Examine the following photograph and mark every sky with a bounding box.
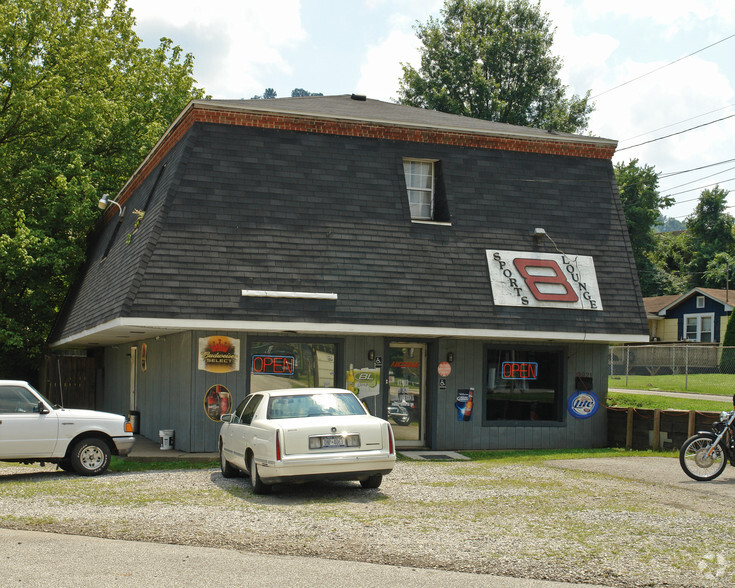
[126,0,735,221]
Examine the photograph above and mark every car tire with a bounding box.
[360,473,382,489]
[69,437,111,476]
[249,454,271,495]
[57,460,74,473]
[219,443,238,478]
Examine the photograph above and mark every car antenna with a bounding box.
[57,360,65,407]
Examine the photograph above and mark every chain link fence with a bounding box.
[609,344,735,388]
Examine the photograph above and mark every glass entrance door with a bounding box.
[387,343,425,446]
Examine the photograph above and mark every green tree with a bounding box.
[685,186,734,289]
[720,310,735,373]
[649,231,689,294]
[397,0,593,133]
[251,88,277,99]
[291,88,323,97]
[614,160,674,296]
[0,0,204,380]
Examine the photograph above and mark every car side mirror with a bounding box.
[38,402,50,415]
[220,413,234,423]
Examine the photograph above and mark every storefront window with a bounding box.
[485,348,563,422]
[249,341,336,393]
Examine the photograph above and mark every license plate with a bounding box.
[321,435,345,448]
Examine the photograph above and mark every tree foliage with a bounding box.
[685,186,734,289]
[613,160,675,296]
[251,88,323,99]
[397,0,593,133]
[0,0,204,379]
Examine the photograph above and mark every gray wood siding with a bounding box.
[189,331,249,453]
[136,332,193,451]
[432,341,609,450]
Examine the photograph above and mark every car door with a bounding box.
[0,384,59,458]
[228,394,264,469]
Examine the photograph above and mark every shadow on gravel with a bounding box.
[209,471,390,504]
[0,468,70,482]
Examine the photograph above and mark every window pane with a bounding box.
[403,160,435,220]
[485,349,562,422]
[685,318,698,340]
[701,316,713,341]
[250,342,336,393]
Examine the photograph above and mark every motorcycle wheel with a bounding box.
[679,434,727,481]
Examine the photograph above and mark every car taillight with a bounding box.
[276,430,282,461]
[388,425,394,455]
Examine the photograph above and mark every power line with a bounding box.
[660,157,735,179]
[616,113,735,152]
[659,165,735,192]
[621,103,735,143]
[591,32,735,99]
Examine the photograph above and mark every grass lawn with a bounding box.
[607,391,732,412]
[608,373,735,396]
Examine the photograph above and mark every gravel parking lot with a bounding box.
[2,456,735,587]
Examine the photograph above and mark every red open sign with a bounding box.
[501,362,538,380]
[251,355,295,375]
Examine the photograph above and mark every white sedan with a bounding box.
[218,388,396,494]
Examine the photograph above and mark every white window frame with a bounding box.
[696,295,705,309]
[403,159,436,221]
[683,312,715,342]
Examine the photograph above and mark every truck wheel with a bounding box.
[70,438,111,476]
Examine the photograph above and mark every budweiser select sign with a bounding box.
[486,250,603,311]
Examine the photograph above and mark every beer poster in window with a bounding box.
[198,336,240,373]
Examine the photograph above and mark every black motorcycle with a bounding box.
[680,396,735,481]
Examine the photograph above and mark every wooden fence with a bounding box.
[607,407,721,451]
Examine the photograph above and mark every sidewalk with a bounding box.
[126,434,216,462]
[609,387,733,404]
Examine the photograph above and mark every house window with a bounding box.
[403,159,435,220]
[696,296,705,309]
[485,347,564,422]
[683,313,715,342]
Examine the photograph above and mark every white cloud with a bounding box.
[580,0,735,38]
[356,30,421,101]
[127,0,307,98]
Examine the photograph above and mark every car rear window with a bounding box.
[267,393,367,419]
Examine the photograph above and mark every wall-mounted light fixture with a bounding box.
[446,352,454,363]
[532,227,546,241]
[368,350,375,361]
[98,193,125,221]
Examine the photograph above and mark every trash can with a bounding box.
[159,429,174,450]
[128,410,140,434]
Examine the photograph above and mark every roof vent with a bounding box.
[350,94,367,101]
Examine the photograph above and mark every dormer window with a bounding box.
[403,159,435,220]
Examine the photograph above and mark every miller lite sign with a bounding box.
[486,250,603,311]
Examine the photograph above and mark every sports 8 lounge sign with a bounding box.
[486,250,603,310]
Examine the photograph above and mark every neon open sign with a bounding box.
[251,355,295,375]
[501,362,538,380]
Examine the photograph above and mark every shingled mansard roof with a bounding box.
[49,94,648,348]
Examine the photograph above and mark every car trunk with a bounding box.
[280,415,384,456]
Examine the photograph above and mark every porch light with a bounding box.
[98,194,125,220]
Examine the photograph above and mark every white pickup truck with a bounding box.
[0,380,135,475]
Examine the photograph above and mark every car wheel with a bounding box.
[360,474,382,489]
[249,454,271,495]
[219,443,238,478]
[70,438,111,476]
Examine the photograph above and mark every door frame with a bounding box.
[385,341,428,448]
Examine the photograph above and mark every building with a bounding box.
[48,95,648,452]
[644,288,734,343]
